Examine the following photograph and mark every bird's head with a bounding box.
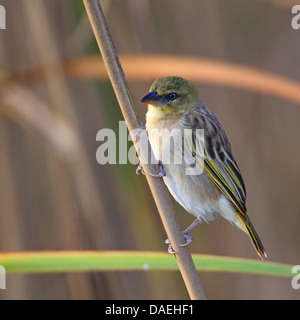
[140,76,201,118]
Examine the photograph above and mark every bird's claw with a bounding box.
[165,238,176,254]
[136,161,166,178]
[150,161,166,177]
[136,162,145,175]
[181,234,193,246]
[165,234,194,254]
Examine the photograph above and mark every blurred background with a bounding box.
[0,0,299,299]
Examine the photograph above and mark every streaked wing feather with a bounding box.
[184,106,247,216]
[203,157,247,214]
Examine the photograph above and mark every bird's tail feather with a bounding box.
[244,217,267,260]
[235,211,266,260]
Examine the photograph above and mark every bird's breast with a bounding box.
[146,114,221,221]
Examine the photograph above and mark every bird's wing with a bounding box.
[183,106,247,216]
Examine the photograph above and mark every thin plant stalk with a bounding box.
[83,0,207,300]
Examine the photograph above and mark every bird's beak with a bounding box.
[140,90,161,106]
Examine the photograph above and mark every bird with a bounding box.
[139,76,266,259]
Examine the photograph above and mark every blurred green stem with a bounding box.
[0,251,293,277]
[83,0,207,300]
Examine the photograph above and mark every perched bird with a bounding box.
[140,76,266,259]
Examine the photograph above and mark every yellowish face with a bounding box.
[141,76,200,118]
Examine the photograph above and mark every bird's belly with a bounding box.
[162,162,221,222]
[148,123,221,222]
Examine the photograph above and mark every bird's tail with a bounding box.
[237,213,267,260]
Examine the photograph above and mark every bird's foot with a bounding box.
[136,161,166,178]
[151,161,166,177]
[165,234,193,254]
[136,162,145,175]
[165,238,176,254]
[181,234,193,246]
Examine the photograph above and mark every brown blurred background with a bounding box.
[0,0,299,299]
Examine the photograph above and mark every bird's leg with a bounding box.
[183,218,200,236]
[165,218,200,254]
[136,161,166,178]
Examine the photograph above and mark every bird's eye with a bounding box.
[168,92,177,100]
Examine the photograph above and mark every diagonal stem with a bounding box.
[83,0,207,300]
